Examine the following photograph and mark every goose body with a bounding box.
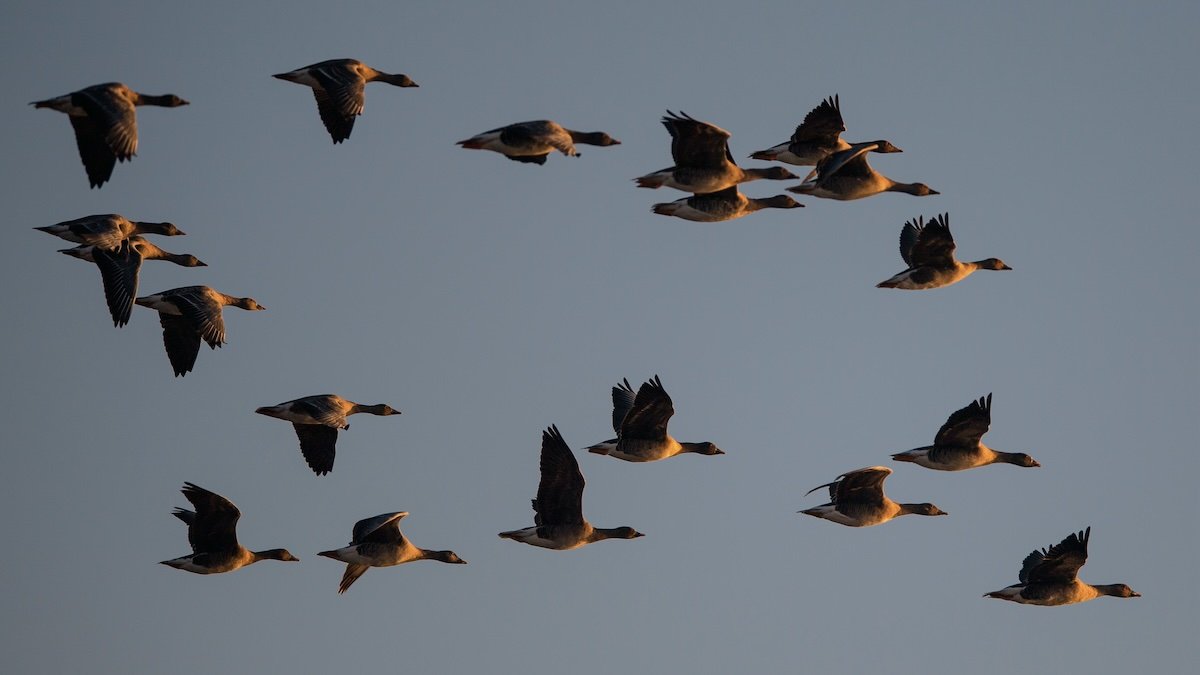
[749,94,902,166]
[457,120,620,164]
[799,466,947,527]
[788,142,937,201]
[636,111,795,192]
[32,83,188,188]
[892,393,1038,471]
[877,214,1011,290]
[985,527,1140,606]
[255,394,401,476]
[500,425,644,550]
[318,512,465,594]
[274,59,417,143]
[135,286,265,377]
[60,236,206,327]
[652,186,801,222]
[586,376,723,462]
[35,214,184,249]
[160,482,298,574]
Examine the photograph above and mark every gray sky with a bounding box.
[1,1,1196,673]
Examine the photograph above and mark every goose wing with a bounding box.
[533,425,585,526]
[663,111,734,168]
[619,375,674,442]
[92,238,142,326]
[907,213,956,268]
[791,95,845,144]
[180,482,241,553]
[1020,527,1091,584]
[934,393,991,447]
[610,378,636,434]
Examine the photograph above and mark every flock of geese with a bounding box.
[30,59,1138,604]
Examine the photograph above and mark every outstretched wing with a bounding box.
[92,238,142,327]
[934,393,991,447]
[908,213,956,268]
[308,62,366,143]
[662,111,734,168]
[533,425,585,526]
[1020,527,1090,584]
[293,423,340,475]
[791,95,845,143]
[610,378,636,434]
[180,482,241,553]
[351,512,408,545]
[619,375,674,442]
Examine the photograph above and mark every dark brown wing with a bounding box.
[791,95,845,143]
[293,423,339,475]
[908,213,956,268]
[74,85,137,160]
[619,375,674,442]
[92,238,142,327]
[158,313,202,377]
[351,512,408,545]
[532,425,585,526]
[662,111,734,168]
[309,63,366,143]
[68,116,117,188]
[165,287,226,348]
[1021,527,1091,584]
[832,467,891,507]
[180,482,241,553]
[934,393,991,446]
[337,564,370,594]
[610,378,636,434]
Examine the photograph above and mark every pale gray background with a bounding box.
[1,1,1196,673]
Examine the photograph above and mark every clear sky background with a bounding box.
[1,1,1196,673]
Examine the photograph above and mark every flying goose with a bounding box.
[985,527,1140,605]
[255,394,401,476]
[586,376,724,462]
[457,120,620,164]
[35,214,184,249]
[892,393,1038,471]
[160,482,298,574]
[749,94,902,166]
[318,512,466,594]
[273,59,418,143]
[32,83,188,188]
[877,214,1011,290]
[799,466,947,527]
[499,425,644,550]
[636,111,795,192]
[135,286,265,377]
[60,237,206,327]
[788,142,938,200]
[651,185,802,222]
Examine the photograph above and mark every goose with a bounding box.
[636,111,795,192]
[985,527,1140,605]
[788,142,937,200]
[135,286,265,377]
[749,94,902,166]
[319,512,466,594]
[160,482,298,574]
[651,185,801,222]
[59,237,206,327]
[457,120,620,164]
[586,376,724,462]
[877,214,1011,290]
[273,59,418,143]
[254,395,401,476]
[499,425,644,550]
[35,214,184,249]
[799,466,947,527]
[892,393,1038,471]
[31,83,188,188]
